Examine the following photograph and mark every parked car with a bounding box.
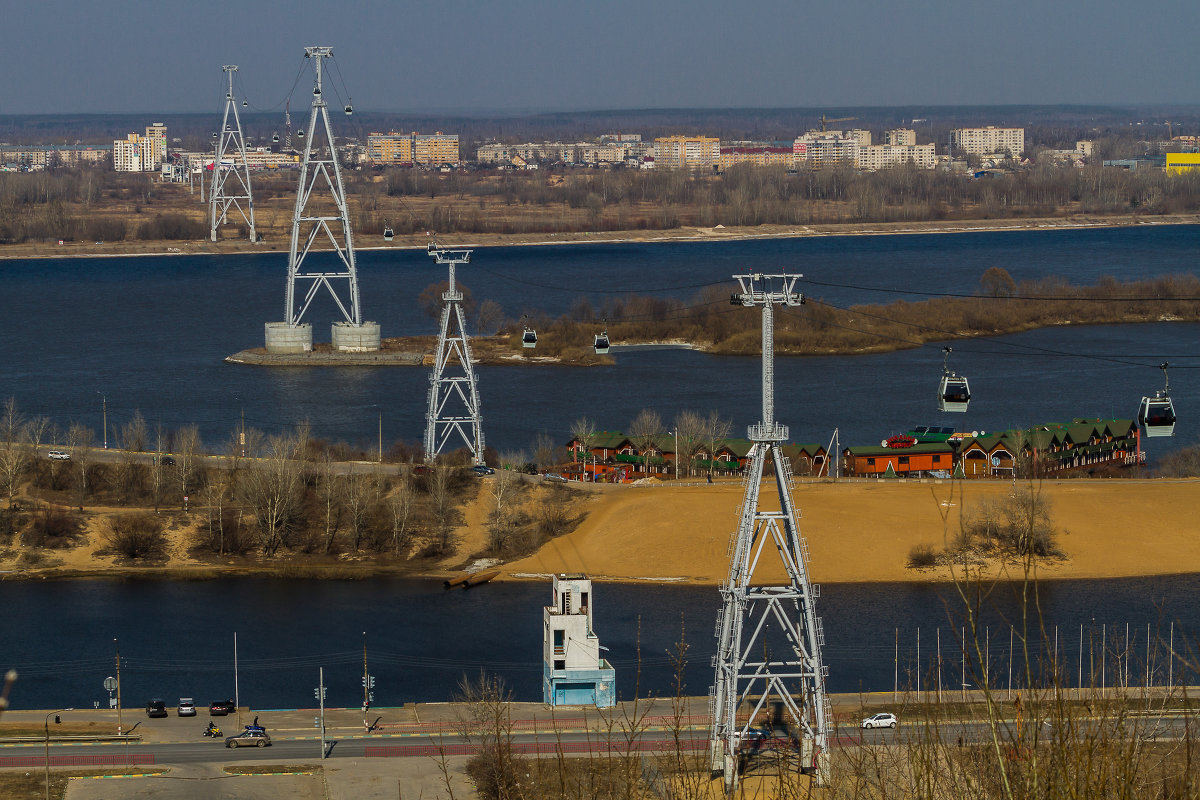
[225,729,271,748]
[861,712,898,729]
[47,450,70,461]
[160,455,176,466]
[146,698,168,718]
[470,465,495,476]
[177,698,196,716]
[209,699,236,716]
[543,472,568,483]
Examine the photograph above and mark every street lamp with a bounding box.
[95,392,107,449]
[45,709,72,800]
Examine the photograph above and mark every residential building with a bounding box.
[856,143,937,171]
[653,135,720,170]
[144,123,167,170]
[884,128,916,146]
[543,574,615,707]
[413,132,459,166]
[113,132,157,172]
[0,144,111,169]
[793,133,860,169]
[366,131,414,165]
[718,146,794,171]
[950,126,1025,157]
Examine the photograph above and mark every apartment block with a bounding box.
[856,143,937,171]
[0,144,111,169]
[951,126,1025,156]
[366,131,414,165]
[884,128,916,146]
[718,146,794,171]
[144,123,167,169]
[653,135,720,170]
[113,133,151,171]
[793,133,859,169]
[413,132,459,166]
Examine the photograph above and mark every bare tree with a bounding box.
[629,409,663,475]
[25,415,50,460]
[316,452,343,554]
[150,424,167,513]
[476,299,504,335]
[114,416,147,504]
[122,411,148,452]
[702,410,734,478]
[569,416,597,476]
[672,409,707,478]
[487,463,523,554]
[531,432,558,471]
[0,398,27,509]
[344,471,379,553]
[428,465,457,555]
[67,422,94,511]
[387,475,416,556]
[239,431,304,556]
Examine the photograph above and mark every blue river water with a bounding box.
[0,225,1198,459]
[1,576,1197,710]
[1,226,1199,710]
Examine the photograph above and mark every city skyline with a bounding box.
[8,0,1200,115]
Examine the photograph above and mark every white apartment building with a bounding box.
[793,133,860,169]
[144,123,167,169]
[857,143,937,170]
[951,126,1025,156]
[113,133,154,171]
[885,128,916,146]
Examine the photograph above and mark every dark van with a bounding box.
[146,698,168,718]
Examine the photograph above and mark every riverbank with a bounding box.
[6,478,1200,586]
[5,212,1200,261]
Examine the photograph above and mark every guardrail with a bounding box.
[365,738,707,758]
[0,754,154,768]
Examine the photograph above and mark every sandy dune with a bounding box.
[502,478,1200,584]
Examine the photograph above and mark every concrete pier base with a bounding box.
[265,322,313,353]
[332,321,381,352]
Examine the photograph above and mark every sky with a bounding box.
[5,0,1200,115]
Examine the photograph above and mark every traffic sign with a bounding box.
[103,676,117,692]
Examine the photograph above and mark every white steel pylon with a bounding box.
[209,65,256,242]
[709,273,830,791]
[424,244,484,465]
[285,46,362,327]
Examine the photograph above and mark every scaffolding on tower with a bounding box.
[424,242,485,466]
[709,273,830,791]
[209,65,256,242]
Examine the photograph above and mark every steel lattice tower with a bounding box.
[709,273,830,791]
[285,46,362,328]
[209,65,256,242]
[424,244,484,465]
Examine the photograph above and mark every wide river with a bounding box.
[1,226,1198,710]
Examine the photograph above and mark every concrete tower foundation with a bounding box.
[265,322,313,353]
[332,321,381,352]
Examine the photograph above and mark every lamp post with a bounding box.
[673,428,678,480]
[95,392,107,449]
[45,709,71,800]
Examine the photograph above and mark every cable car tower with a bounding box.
[710,273,830,791]
[424,242,485,465]
[266,46,379,354]
[209,65,256,243]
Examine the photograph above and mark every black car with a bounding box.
[161,455,176,466]
[146,698,168,718]
[470,465,495,476]
[209,699,236,716]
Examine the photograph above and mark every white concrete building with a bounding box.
[857,143,937,170]
[543,574,615,707]
[951,126,1025,157]
[885,128,917,146]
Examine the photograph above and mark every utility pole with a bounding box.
[234,632,241,729]
[361,631,375,731]
[96,392,107,449]
[377,410,383,463]
[315,668,327,759]
[113,638,122,737]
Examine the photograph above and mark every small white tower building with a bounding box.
[543,574,615,707]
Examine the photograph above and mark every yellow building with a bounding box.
[366,132,414,165]
[653,135,720,170]
[413,132,459,166]
[718,146,793,171]
[1165,153,1200,174]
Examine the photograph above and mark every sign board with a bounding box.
[103,676,117,692]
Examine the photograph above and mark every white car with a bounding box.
[861,712,897,729]
[47,450,71,461]
[178,698,196,716]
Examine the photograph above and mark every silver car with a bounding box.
[226,729,271,748]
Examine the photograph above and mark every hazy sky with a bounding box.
[7,0,1200,115]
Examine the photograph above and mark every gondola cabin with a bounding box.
[1138,395,1176,437]
[593,331,610,355]
[522,327,537,348]
[383,226,394,241]
[938,375,971,413]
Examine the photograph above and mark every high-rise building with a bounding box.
[366,131,414,165]
[144,123,167,169]
[884,128,916,146]
[113,133,154,172]
[793,133,860,169]
[653,135,720,170]
[856,143,937,171]
[950,126,1025,156]
[413,132,459,166]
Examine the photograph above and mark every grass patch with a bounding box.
[0,767,167,800]
[223,764,323,776]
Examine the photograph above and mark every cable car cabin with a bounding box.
[593,332,610,355]
[383,227,394,241]
[938,375,971,413]
[522,328,537,348]
[1138,395,1176,437]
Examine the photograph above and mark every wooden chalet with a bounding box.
[564,431,827,481]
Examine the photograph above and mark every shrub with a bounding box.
[104,512,166,560]
[907,543,940,569]
[23,506,84,548]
